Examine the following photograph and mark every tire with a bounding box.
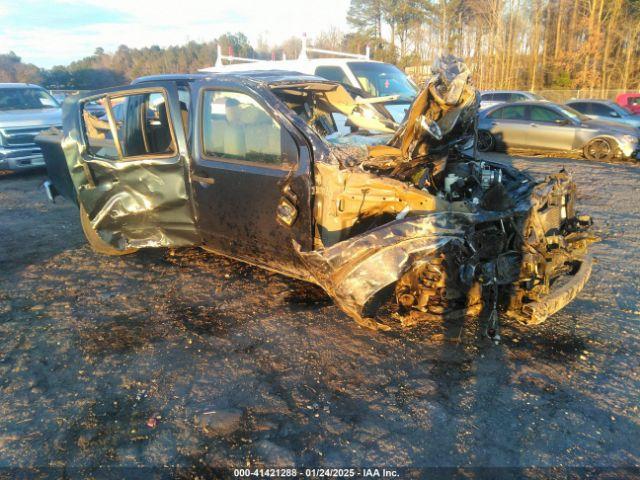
[477,130,495,152]
[79,202,138,256]
[583,137,616,162]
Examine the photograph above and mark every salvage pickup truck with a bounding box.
[37,57,596,333]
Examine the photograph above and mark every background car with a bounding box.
[477,101,639,161]
[0,83,62,171]
[616,92,640,115]
[201,52,417,123]
[479,90,547,110]
[566,99,640,129]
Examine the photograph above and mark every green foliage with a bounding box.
[348,0,384,37]
[0,32,257,90]
[549,70,573,89]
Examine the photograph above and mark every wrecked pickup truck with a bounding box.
[37,57,596,333]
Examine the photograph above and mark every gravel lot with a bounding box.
[0,153,638,477]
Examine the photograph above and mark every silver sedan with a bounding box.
[477,101,640,161]
[565,99,640,130]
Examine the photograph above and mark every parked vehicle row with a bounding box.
[481,89,640,119]
[476,89,640,161]
[2,80,639,174]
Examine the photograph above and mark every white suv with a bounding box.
[201,58,417,123]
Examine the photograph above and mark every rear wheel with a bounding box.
[477,130,495,152]
[583,137,616,161]
[79,203,138,256]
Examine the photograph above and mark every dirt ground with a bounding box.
[0,153,638,478]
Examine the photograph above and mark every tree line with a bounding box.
[0,33,253,89]
[346,0,640,92]
[1,0,640,92]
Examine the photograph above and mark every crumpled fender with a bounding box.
[296,212,472,329]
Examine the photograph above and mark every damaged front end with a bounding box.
[297,55,597,331]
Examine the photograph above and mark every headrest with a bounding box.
[239,105,270,125]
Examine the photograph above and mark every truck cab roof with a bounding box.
[0,83,45,89]
[199,58,386,74]
[132,71,334,86]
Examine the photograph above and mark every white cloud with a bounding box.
[3,0,352,67]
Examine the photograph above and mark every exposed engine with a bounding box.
[390,162,595,332]
[296,55,597,334]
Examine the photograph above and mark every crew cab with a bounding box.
[0,83,61,171]
[37,60,596,333]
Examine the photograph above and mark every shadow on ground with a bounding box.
[0,157,638,473]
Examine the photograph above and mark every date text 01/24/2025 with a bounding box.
[233,468,399,477]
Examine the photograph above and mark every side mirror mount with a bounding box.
[609,111,620,118]
[555,118,570,126]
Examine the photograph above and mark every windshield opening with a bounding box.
[348,62,417,101]
[0,88,60,111]
[270,83,397,146]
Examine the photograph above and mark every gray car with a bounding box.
[0,83,62,171]
[477,101,640,161]
[565,99,640,130]
[479,90,547,110]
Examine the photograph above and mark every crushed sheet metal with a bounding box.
[389,54,478,159]
[297,212,470,329]
[61,98,200,251]
[294,56,595,329]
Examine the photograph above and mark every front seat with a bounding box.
[242,106,280,162]
[223,98,246,157]
[151,102,173,153]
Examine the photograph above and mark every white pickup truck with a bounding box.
[0,83,62,171]
[201,54,417,124]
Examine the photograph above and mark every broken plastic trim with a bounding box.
[521,254,593,324]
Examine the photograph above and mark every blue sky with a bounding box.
[0,0,351,68]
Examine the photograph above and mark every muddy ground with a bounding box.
[0,153,638,478]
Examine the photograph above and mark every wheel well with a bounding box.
[583,135,621,160]
[586,135,619,149]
